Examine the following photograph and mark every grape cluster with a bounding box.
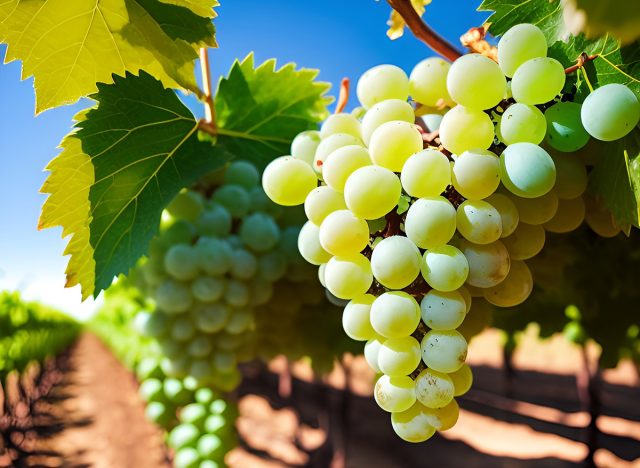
[261,22,639,442]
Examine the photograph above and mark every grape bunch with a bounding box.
[261,22,639,442]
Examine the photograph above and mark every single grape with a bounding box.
[224,280,250,307]
[361,99,415,145]
[511,57,565,105]
[371,236,422,289]
[324,254,373,300]
[187,335,213,358]
[423,399,459,431]
[378,336,422,377]
[191,276,225,302]
[421,329,468,373]
[196,204,232,237]
[451,148,501,200]
[197,434,223,459]
[458,239,510,288]
[499,103,546,145]
[483,259,533,307]
[322,145,371,192]
[314,133,364,176]
[195,237,232,276]
[319,209,369,256]
[262,156,318,206]
[404,196,457,249]
[447,53,506,110]
[364,335,385,373]
[229,249,258,280]
[456,200,503,244]
[421,113,443,132]
[581,83,640,141]
[195,304,229,333]
[410,57,453,107]
[552,153,588,200]
[421,245,469,292]
[342,294,376,341]
[344,166,401,220]
[485,193,519,238]
[370,291,421,338]
[239,212,280,252]
[401,148,451,198]
[357,64,410,109]
[320,113,362,139]
[167,190,205,222]
[391,402,436,443]
[369,120,423,171]
[174,447,200,468]
[225,308,254,334]
[458,286,473,313]
[155,279,193,314]
[449,364,473,396]
[291,130,321,167]
[420,289,467,330]
[164,244,199,281]
[509,190,559,225]
[544,196,585,233]
[304,186,347,226]
[584,197,620,238]
[171,318,195,342]
[415,368,455,408]
[501,222,545,260]
[374,374,416,413]
[257,251,287,282]
[497,23,547,77]
[224,161,260,189]
[545,102,590,151]
[212,184,250,218]
[500,142,556,198]
[439,105,495,155]
[297,221,332,265]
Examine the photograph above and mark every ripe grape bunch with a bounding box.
[262,22,640,442]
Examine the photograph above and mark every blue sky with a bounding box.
[0,1,488,318]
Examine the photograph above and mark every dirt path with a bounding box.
[38,333,168,468]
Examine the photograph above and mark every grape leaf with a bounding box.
[40,71,230,298]
[0,0,215,113]
[157,0,218,18]
[563,0,640,45]
[387,0,432,40]
[478,0,566,40]
[215,54,332,170]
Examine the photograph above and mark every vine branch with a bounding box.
[334,78,350,114]
[199,48,217,134]
[386,0,462,62]
[565,52,598,74]
[460,26,498,61]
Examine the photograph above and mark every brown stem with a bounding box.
[386,0,462,62]
[334,78,350,114]
[565,52,598,74]
[460,26,498,62]
[199,48,216,129]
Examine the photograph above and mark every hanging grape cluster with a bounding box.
[260,22,640,442]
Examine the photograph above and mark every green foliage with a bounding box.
[562,0,640,45]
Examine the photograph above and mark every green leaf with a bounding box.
[215,54,332,171]
[0,0,215,112]
[563,0,640,45]
[478,0,566,40]
[157,0,218,18]
[40,71,230,298]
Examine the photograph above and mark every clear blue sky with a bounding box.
[0,1,488,317]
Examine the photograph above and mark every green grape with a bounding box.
[159,219,197,246]
[370,291,421,338]
[544,196,585,233]
[164,244,200,281]
[225,308,253,334]
[509,190,559,225]
[191,277,225,303]
[317,263,327,287]
[137,358,164,380]
[342,294,376,341]
[391,402,436,443]
[501,222,545,260]
[364,335,385,372]
[584,197,620,237]
[213,352,237,372]
[458,239,510,288]
[172,317,195,342]
[224,280,250,307]
[422,114,443,132]
[361,99,415,145]
[146,401,173,426]
[188,335,213,357]
[239,213,280,252]
[447,53,506,110]
[371,236,421,289]
[322,145,371,193]
[195,238,232,275]
[545,102,590,151]
[194,388,216,405]
[167,190,205,222]
[297,221,332,265]
[304,186,347,226]
[500,142,556,198]
[421,329,468,373]
[196,204,232,237]
[374,374,416,413]
[552,153,588,199]
[320,113,362,139]
[423,399,459,431]
[319,209,369,256]
[404,196,456,249]
[229,249,258,280]
[356,64,410,109]
[456,200,503,244]
[204,414,226,433]
[161,357,190,378]
[449,364,473,396]
[511,57,565,105]
[369,120,423,171]
[458,286,472,313]
[499,103,546,145]
[485,193,519,238]
[452,148,500,200]
[581,83,640,141]
[414,368,454,408]
[262,156,318,206]
[181,403,208,427]
[174,448,200,468]
[314,133,364,176]
[224,161,259,189]
[410,57,453,107]
[139,378,164,402]
[439,105,495,155]
[421,245,469,292]
[483,259,533,307]
[497,23,547,77]
[378,336,421,377]
[324,254,373,300]
[257,251,287,282]
[400,148,451,198]
[164,379,192,405]
[291,130,321,167]
[198,434,223,459]
[212,185,250,218]
[420,289,466,330]
[344,165,401,220]
[248,276,274,306]
[155,279,193,314]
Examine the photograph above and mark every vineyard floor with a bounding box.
[35,331,640,468]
